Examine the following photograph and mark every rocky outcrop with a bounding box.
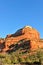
[0,26,43,52]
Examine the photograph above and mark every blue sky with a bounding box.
[0,0,43,38]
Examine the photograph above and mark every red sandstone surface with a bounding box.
[0,26,43,52]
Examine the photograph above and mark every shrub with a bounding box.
[19,57,26,63]
[25,57,31,63]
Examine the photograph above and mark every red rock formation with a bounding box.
[0,26,43,52]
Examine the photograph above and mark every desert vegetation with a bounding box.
[0,48,43,65]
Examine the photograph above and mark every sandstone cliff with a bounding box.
[0,26,43,52]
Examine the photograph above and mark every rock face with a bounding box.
[0,26,43,52]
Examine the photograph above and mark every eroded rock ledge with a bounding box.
[0,26,43,52]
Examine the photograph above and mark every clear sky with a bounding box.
[0,0,43,38]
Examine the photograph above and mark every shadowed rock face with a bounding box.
[0,26,43,52]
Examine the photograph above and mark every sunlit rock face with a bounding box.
[0,26,43,52]
[6,26,40,40]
